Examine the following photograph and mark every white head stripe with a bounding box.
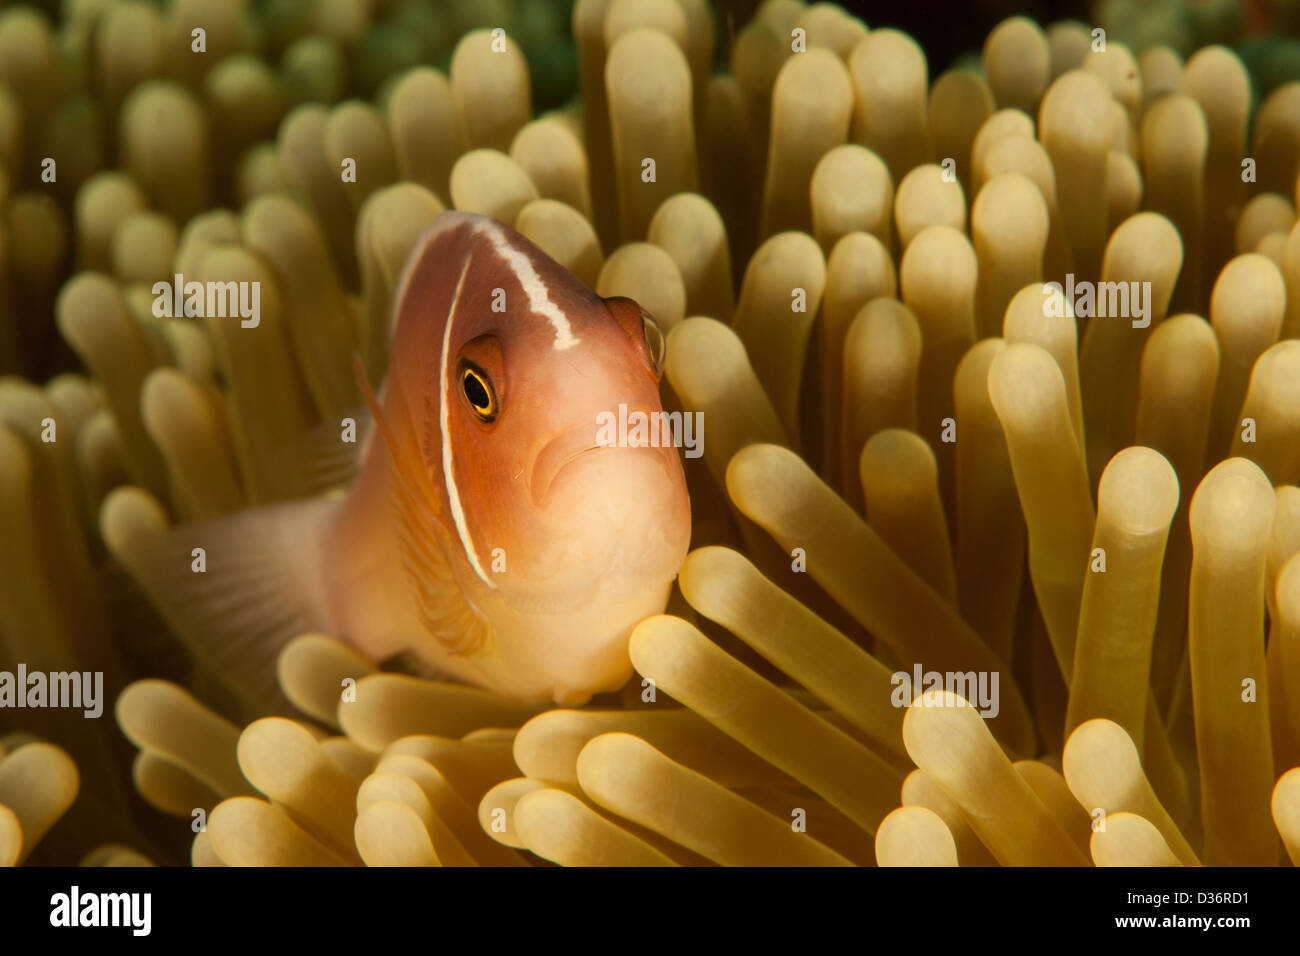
[474,219,580,350]
[440,253,496,588]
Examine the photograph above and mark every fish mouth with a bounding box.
[530,437,602,506]
[529,418,673,508]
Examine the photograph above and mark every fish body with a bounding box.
[121,212,691,708]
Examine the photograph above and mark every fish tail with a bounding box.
[103,490,343,719]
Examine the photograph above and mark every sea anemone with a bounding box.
[2,0,1300,869]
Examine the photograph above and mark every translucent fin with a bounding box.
[272,406,372,496]
[104,491,341,721]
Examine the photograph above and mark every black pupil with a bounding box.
[463,370,490,411]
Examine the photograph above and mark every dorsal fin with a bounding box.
[289,405,371,494]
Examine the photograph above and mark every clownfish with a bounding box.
[116,212,692,709]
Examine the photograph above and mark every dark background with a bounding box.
[712,0,1091,73]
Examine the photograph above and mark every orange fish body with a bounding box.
[119,212,691,709]
[323,213,691,703]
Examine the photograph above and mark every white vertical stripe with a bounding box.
[440,253,496,588]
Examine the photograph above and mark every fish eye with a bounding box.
[641,310,666,378]
[460,362,498,423]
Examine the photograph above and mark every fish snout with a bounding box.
[500,410,692,614]
[529,408,687,509]
[529,425,602,507]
